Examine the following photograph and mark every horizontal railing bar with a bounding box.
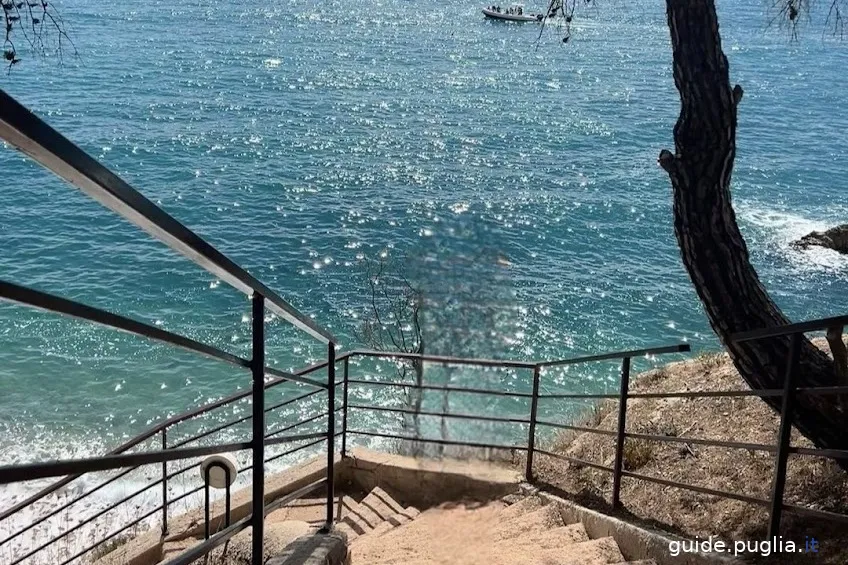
[347,430,527,451]
[166,461,200,481]
[537,343,690,368]
[265,433,340,464]
[265,365,328,389]
[265,412,330,440]
[264,432,327,447]
[620,470,769,506]
[534,448,615,473]
[266,387,326,413]
[628,389,784,399]
[534,420,618,437]
[0,90,335,344]
[790,446,848,460]
[171,418,251,449]
[172,386,329,448]
[262,478,327,517]
[537,392,621,400]
[0,280,250,369]
[166,483,205,508]
[795,385,848,396]
[624,432,777,453]
[782,502,848,524]
[346,379,533,398]
[58,504,161,565]
[532,388,848,400]
[0,442,252,484]
[348,404,532,425]
[731,315,848,342]
[347,349,537,369]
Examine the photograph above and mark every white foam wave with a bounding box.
[737,204,848,272]
[0,427,326,565]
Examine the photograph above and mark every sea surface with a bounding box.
[1,0,847,561]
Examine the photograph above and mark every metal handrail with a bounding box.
[0,342,691,529]
[536,343,690,367]
[0,89,343,565]
[0,89,335,345]
[730,314,848,342]
[0,280,251,369]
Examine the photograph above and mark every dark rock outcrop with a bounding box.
[793,224,848,254]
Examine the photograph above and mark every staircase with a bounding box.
[158,487,420,564]
[333,487,422,542]
[158,487,657,564]
[347,491,658,565]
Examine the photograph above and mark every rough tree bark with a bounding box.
[659,0,848,465]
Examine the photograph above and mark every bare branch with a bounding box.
[2,0,75,70]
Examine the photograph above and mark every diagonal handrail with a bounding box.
[0,89,335,345]
[0,280,251,369]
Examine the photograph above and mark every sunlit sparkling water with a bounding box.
[0,0,847,560]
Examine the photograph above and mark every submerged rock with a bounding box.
[793,224,848,254]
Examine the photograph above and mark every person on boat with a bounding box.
[517,6,523,14]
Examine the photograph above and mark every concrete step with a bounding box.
[494,505,564,540]
[369,520,396,537]
[494,495,544,522]
[347,497,384,529]
[333,520,360,543]
[386,506,420,527]
[266,530,347,565]
[351,505,423,545]
[340,509,374,537]
[359,486,406,519]
[494,522,589,551]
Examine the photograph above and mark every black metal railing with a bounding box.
[3,88,848,565]
[0,89,340,565]
[529,316,848,541]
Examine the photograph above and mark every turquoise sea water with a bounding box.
[0,0,847,554]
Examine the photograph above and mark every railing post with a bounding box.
[325,343,336,529]
[204,465,212,540]
[251,293,265,565]
[161,428,168,535]
[768,332,802,539]
[341,356,350,458]
[611,356,631,509]
[525,365,541,482]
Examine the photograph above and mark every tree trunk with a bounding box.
[660,0,848,465]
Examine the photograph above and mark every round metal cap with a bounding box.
[199,454,238,489]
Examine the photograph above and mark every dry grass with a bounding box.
[532,339,848,564]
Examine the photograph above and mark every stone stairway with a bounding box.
[348,492,658,565]
[332,486,421,543]
[158,487,418,564]
[158,488,658,564]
